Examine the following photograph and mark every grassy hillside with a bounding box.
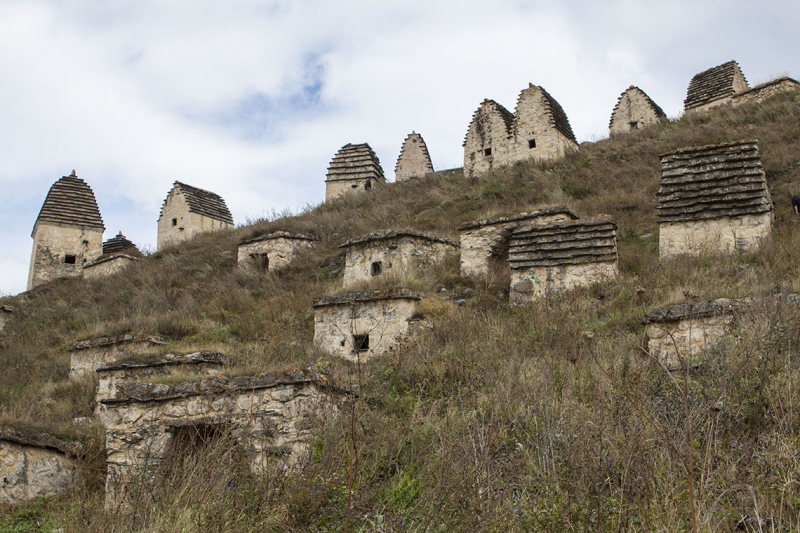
[2,90,800,532]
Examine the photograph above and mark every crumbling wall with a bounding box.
[69,335,167,378]
[733,77,800,107]
[659,213,772,259]
[462,100,514,178]
[27,224,103,290]
[340,232,457,289]
[237,232,314,272]
[101,371,341,509]
[609,86,666,136]
[82,255,137,280]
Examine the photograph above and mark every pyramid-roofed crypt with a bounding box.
[684,61,749,112]
[159,182,234,225]
[102,233,140,256]
[324,143,386,202]
[395,132,434,182]
[32,170,105,235]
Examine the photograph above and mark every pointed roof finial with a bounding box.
[69,169,77,177]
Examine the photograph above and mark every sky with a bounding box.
[1,0,798,295]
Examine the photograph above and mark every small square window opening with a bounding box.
[64,254,76,264]
[528,139,536,149]
[371,261,382,276]
[353,334,370,352]
[172,218,177,226]
[484,148,492,156]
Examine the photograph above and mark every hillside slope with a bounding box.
[2,91,800,532]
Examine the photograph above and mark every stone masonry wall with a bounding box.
[341,235,456,289]
[157,190,233,250]
[512,84,578,164]
[395,132,434,182]
[733,78,800,107]
[645,314,734,368]
[27,223,104,290]
[463,100,514,179]
[82,255,137,280]
[314,295,421,362]
[101,371,341,509]
[659,213,772,259]
[609,86,666,136]
[69,335,168,378]
[237,234,314,272]
[509,262,618,303]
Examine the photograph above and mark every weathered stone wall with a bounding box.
[459,209,577,280]
[609,86,666,136]
[512,84,578,164]
[0,428,81,504]
[395,132,434,182]
[313,291,422,362]
[733,77,800,107]
[157,189,233,250]
[69,335,168,378]
[659,213,772,259]
[509,262,618,303]
[463,100,514,179]
[684,61,749,113]
[27,223,104,290]
[101,371,341,509]
[237,233,314,272]
[82,254,137,280]
[341,234,456,289]
[0,306,13,333]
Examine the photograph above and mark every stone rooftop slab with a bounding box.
[326,143,385,182]
[508,215,617,268]
[645,294,800,324]
[68,334,167,352]
[459,206,578,231]
[33,171,105,234]
[0,425,82,456]
[238,230,315,246]
[684,60,748,111]
[159,181,234,225]
[84,253,139,269]
[658,140,772,223]
[338,230,457,249]
[96,351,225,373]
[313,288,423,308]
[99,368,342,405]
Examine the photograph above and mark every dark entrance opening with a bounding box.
[371,261,382,276]
[249,253,269,271]
[528,139,536,149]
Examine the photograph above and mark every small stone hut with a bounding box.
[459,207,578,282]
[462,99,515,178]
[658,140,773,260]
[325,143,386,203]
[27,170,105,290]
[313,289,426,362]
[508,215,618,303]
[395,132,434,182]
[237,231,314,272]
[0,305,13,333]
[338,230,457,289]
[0,425,82,504]
[733,77,800,107]
[609,86,666,135]
[69,334,168,378]
[100,370,344,509]
[684,60,749,113]
[83,232,141,279]
[157,181,234,250]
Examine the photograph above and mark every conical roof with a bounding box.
[33,170,105,235]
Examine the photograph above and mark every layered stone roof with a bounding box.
[96,351,224,372]
[459,206,578,231]
[462,99,515,147]
[658,140,772,223]
[0,425,82,456]
[99,368,343,404]
[644,298,746,324]
[325,143,386,183]
[33,171,104,234]
[684,61,749,111]
[395,132,434,180]
[68,333,167,352]
[338,230,457,249]
[159,181,234,225]
[313,288,422,308]
[238,230,315,246]
[508,215,617,268]
[102,232,140,256]
[516,84,577,143]
[609,86,666,129]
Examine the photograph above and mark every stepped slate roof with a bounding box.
[96,351,225,373]
[68,333,167,352]
[33,171,105,234]
[609,86,666,129]
[338,230,457,249]
[313,288,422,308]
[395,132,434,176]
[518,85,577,143]
[238,231,315,246]
[459,206,578,231]
[462,99,515,147]
[684,61,748,111]
[657,140,772,223]
[508,215,617,268]
[325,143,385,183]
[102,232,139,256]
[159,181,234,225]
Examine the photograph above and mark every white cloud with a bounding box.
[0,0,798,294]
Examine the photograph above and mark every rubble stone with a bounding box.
[395,132,434,182]
[609,86,666,135]
[237,231,314,272]
[68,334,168,378]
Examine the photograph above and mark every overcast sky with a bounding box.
[1,0,798,295]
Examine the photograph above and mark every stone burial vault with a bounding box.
[313,288,428,362]
[338,230,458,289]
[1,425,82,504]
[237,231,315,272]
[28,170,105,291]
[658,140,773,260]
[459,207,578,284]
[684,60,749,114]
[463,84,578,178]
[157,181,234,250]
[99,369,345,509]
[82,232,141,280]
[395,132,434,182]
[608,86,666,136]
[508,215,619,303]
[69,334,168,378]
[325,143,386,203]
